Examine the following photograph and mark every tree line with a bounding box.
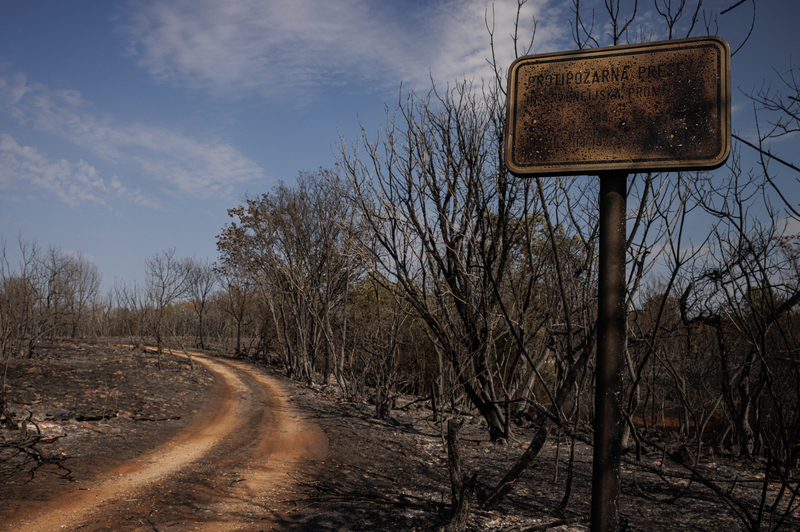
[0,242,264,363]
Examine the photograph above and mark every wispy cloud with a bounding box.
[121,0,566,102]
[0,134,108,207]
[0,68,265,204]
[109,174,161,209]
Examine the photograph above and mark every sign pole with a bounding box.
[591,170,627,532]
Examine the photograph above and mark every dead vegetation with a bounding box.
[2,342,800,530]
[274,376,800,531]
[0,341,213,506]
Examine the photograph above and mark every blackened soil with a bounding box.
[0,341,215,522]
[2,342,798,531]
[278,380,799,532]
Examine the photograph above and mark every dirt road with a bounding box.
[3,353,328,532]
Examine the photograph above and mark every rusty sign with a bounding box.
[505,37,731,176]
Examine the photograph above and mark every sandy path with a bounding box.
[3,354,328,531]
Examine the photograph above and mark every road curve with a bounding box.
[4,353,328,532]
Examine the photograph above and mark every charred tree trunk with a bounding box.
[440,419,477,532]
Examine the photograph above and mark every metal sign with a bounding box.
[505,37,731,176]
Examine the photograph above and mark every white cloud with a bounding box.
[0,134,107,207]
[121,0,567,102]
[109,174,161,209]
[0,68,265,202]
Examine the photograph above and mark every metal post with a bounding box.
[591,171,627,532]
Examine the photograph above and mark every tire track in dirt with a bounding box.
[3,353,328,532]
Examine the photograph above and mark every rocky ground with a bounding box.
[2,341,796,531]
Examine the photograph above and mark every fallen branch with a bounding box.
[330,460,401,483]
[1,414,72,482]
[288,476,445,512]
[132,415,181,422]
[504,516,589,531]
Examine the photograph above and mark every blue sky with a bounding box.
[0,0,797,291]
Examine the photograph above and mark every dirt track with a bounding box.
[3,353,328,532]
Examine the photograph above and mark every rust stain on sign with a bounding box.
[505,37,731,176]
